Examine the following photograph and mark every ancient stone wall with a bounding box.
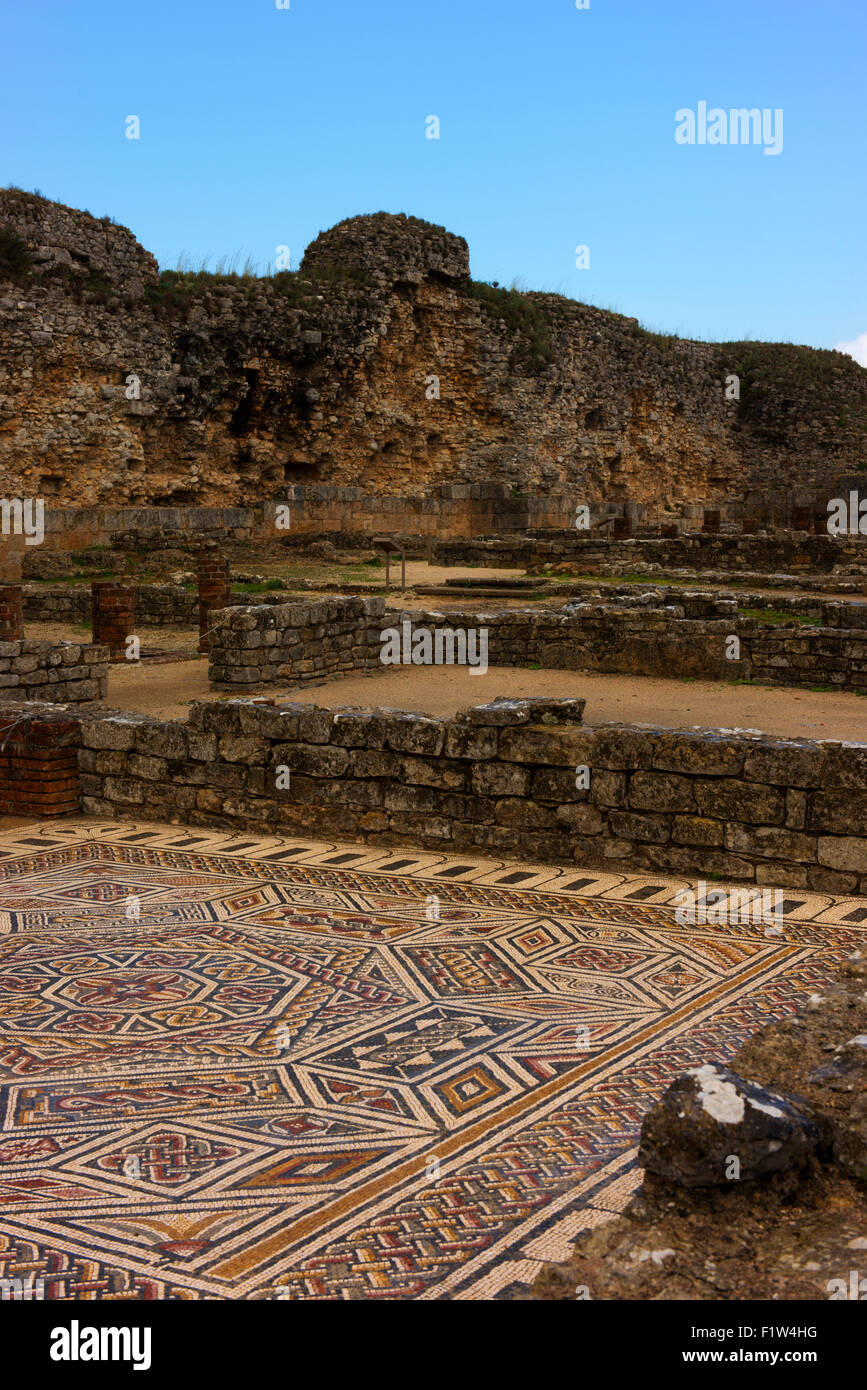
[3,695,860,892]
[207,596,867,693]
[32,506,254,552]
[2,191,865,512]
[0,640,108,702]
[207,596,385,687]
[27,492,575,552]
[395,603,867,691]
[20,501,867,558]
[436,531,867,574]
[21,582,270,627]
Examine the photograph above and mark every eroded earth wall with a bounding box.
[2,190,866,512]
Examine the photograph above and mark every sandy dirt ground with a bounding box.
[87,655,867,741]
[25,609,867,740]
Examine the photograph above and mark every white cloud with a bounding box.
[834,332,867,367]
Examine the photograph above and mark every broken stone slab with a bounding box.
[456,696,586,726]
[638,1063,819,1187]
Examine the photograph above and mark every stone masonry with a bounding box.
[436,531,867,575]
[0,640,109,703]
[2,190,866,512]
[207,595,867,694]
[0,694,858,893]
[207,596,385,687]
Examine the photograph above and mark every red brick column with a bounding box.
[91,582,135,660]
[0,712,81,816]
[793,506,812,532]
[0,534,24,586]
[702,509,721,534]
[0,585,23,642]
[612,516,632,539]
[197,554,231,653]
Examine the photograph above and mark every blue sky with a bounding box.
[1,0,864,355]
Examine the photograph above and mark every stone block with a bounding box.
[498,725,594,767]
[628,771,696,813]
[725,824,816,862]
[443,724,499,760]
[743,742,826,787]
[671,815,725,847]
[402,756,466,790]
[217,735,267,765]
[297,708,333,744]
[584,726,655,770]
[493,798,555,829]
[693,778,785,825]
[135,724,189,759]
[80,717,143,751]
[609,810,670,844]
[103,777,145,805]
[127,753,169,781]
[348,748,404,778]
[470,762,532,797]
[385,714,445,756]
[816,836,867,874]
[275,745,349,778]
[555,803,604,834]
[651,731,745,776]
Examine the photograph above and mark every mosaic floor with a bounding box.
[0,818,864,1301]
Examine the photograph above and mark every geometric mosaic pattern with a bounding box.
[0,817,863,1300]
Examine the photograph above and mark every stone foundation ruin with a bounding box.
[2,693,864,895]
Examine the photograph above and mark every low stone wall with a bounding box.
[435,531,867,574]
[207,595,867,693]
[565,587,867,630]
[22,583,256,629]
[0,640,108,702]
[388,603,867,690]
[34,491,578,551]
[0,696,850,893]
[207,596,385,687]
[37,506,254,552]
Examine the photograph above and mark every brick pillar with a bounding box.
[197,553,231,653]
[91,582,135,660]
[0,712,81,816]
[0,533,24,585]
[0,584,23,642]
[702,509,721,534]
[793,506,812,532]
[612,516,632,539]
